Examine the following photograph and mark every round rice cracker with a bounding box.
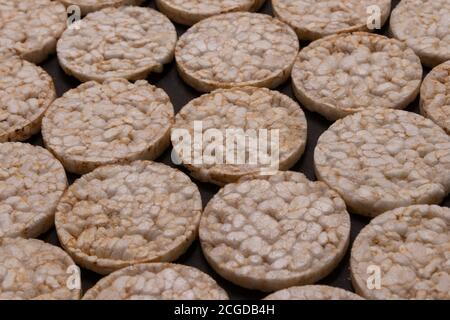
[57,6,177,82]
[0,56,56,142]
[264,285,363,300]
[171,87,308,186]
[272,0,391,41]
[199,171,351,292]
[389,0,450,68]
[0,142,67,239]
[291,32,422,121]
[42,79,174,175]
[175,12,299,92]
[83,263,229,300]
[314,108,450,218]
[55,161,202,275]
[420,61,450,135]
[58,0,145,16]
[0,238,81,300]
[156,0,266,26]
[351,205,450,300]
[0,0,67,64]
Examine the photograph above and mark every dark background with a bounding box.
[31,0,449,299]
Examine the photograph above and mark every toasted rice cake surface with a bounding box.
[199,171,351,292]
[0,0,67,64]
[57,6,177,82]
[351,205,450,300]
[156,0,265,26]
[42,79,174,174]
[0,237,80,300]
[0,56,56,142]
[264,285,363,300]
[291,32,422,121]
[314,108,450,217]
[0,43,18,61]
[175,12,299,92]
[0,142,67,239]
[83,263,229,300]
[55,161,202,274]
[272,0,391,40]
[58,0,145,15]
[420,61,450,134]
[389,0,450,67]
[171,87,308,185]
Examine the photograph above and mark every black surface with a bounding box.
[30,0,449,300]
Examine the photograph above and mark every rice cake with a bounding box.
[264,285,363,300]
[156,0,266,26]
[389,0,450,67]
[291,32,422,121]
[0,56,56,142]
[42,79,174,174]
[351,205,450,300]
[83,263,228,300]
[420,61,450,134]
[314,108,450,217]
[199,171,351,292]
[55,161,202,274]
[0,0,67,64]
[57,6,177,82]
[58,0,145,15]
[0,238,80,300]
[272,0,391,40]
[171,87,308,185]
[175,12,299,92]
[0,142,67,239]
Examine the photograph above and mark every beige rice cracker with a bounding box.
[420,61,450,134]
[156,0,266,26]
[264,285,363,300]
[351,205,450,300]
[58,0,145,16]
[314,108,450,217]
[57,6,177,82]
[291,32,422,121]
[175,12,299,92]
[171,87,308,185]
[199,171,351,292]
[42,79,174,175]
[0,46,18,62]
[389,0,450,68]
[0,142,67,239]
[83,263,228,300]
[0,56,56,142]
[0,0,67,64]
[272,0,391,41]
[55,161,202,275]
[0,238,81,300]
